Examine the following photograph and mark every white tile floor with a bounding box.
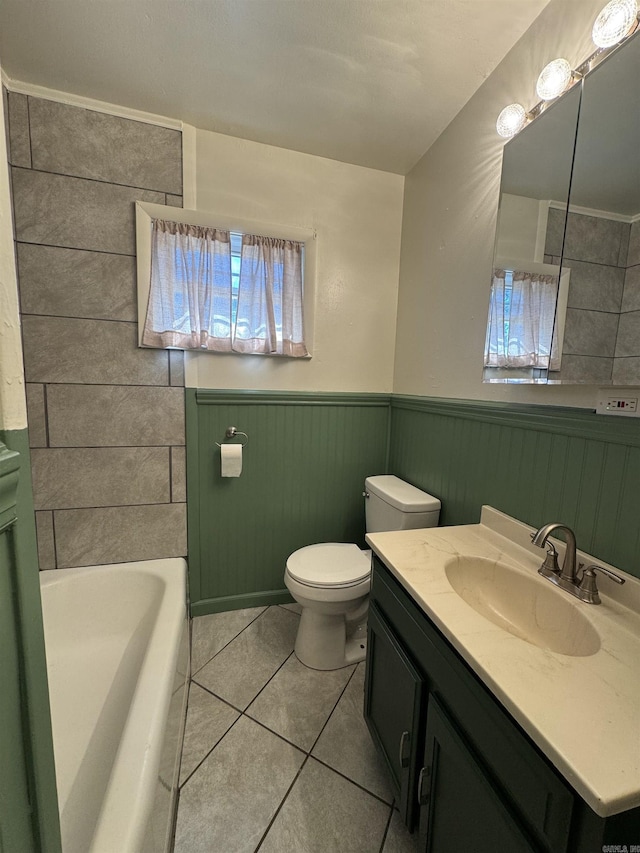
[173,604,421,853]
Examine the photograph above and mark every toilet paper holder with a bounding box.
[215,426,249,448]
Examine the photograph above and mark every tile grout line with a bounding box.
[42,382,51,448]
[186,608,339,775]
[181,611,389,849]
[306,661,359,756]
[378,805,395,853]
[27,382,185,392]
[240,710,310,756]
[178,705,242,791]
[242,646,297,712]
[253,754,311,853]
[190,605,270,677]
[15,238,135,258]
[189,678,311,762]
[43,501,185,513]
[50,508,59,571]
[309,754,394,808]
[180,637,309,791]
[27,382,175,400]
[24,382,185,391]
[25,93,33,169]
[169,444,173,503]
[31,444,185,451]
[10,162,181,196]
[22,311,140,326]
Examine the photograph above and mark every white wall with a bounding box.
[188,129,404,392]
[0,77,28,431]
[393,0,609,407]
[495,194,547,263]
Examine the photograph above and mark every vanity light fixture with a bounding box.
[496,0,639,138]
[536,58,574,100]
[592,0,639,48]
[496,103,528,138]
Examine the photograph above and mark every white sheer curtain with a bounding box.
[142,219,233,351]
[484,269,560,369]
[142,220,308,356]
[233,234,307,357]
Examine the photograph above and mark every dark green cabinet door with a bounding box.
[418,696,537,853]
[364,602,424,827]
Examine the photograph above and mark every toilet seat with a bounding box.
[286,543,371,589]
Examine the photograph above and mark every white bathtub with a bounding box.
[40,558,189,853]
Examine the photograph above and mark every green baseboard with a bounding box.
[190,588,294,617]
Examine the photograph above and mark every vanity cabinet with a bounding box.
[365,602,425,828]
[419,695,536,852]
[365,556,640,853]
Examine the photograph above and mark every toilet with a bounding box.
[284,475,441,670]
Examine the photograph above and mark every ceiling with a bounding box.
[0,0,551,174]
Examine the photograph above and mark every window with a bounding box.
[135,203,314,357]
[484,267,560,370]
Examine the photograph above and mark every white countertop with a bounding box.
[366,506,640,818]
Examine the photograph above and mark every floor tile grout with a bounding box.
[178,608,398,853]
[239,711,308,756]
[180,684,390,804]
[190,677,244,714]
[178,705,242,790]
[243,648,297,712]
[253,754,311,852]
[190,605,269,677]
[184,644,374,794]
[306,661,359,755]
[379,805,395,853]
[309,754,394,807]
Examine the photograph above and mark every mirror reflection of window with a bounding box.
[485,85,580,383]
[484,267,560,378]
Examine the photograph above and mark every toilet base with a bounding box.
[294,606,368,670]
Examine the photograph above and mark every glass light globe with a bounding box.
[592,0,638,48]
[496,104,527,138]
[536,58,573,100]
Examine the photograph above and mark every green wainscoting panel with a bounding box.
[0,431,62,853]
[389,397,640,579]
[186,390,391,615]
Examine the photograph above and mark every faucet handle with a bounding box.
[541,542,560,576]
[584,564,625,584]
[531,532,560,577]
[577,564,625,605]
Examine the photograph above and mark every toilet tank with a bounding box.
[365,475,441,532]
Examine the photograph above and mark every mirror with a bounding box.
[484,30,640,385]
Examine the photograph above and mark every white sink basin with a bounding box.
[445,557,601,657]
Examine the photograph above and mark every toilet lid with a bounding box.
[286,543,371,588]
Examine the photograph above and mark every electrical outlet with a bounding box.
[596,390,640,417]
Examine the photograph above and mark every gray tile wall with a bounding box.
[614,224,640,383]
[5,91,187,568]
[546,209,633,383]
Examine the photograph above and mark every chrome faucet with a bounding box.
[531,522,625,604]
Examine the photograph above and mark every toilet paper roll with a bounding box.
[220,443,242,477]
